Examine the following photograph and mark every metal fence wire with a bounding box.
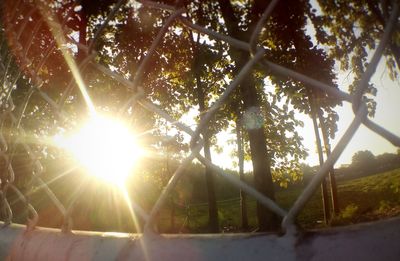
[0,0,399,237]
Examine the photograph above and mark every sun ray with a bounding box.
[29,166,78,196]
[118,184,142,232]
[35,8,150,261]
[37,1,95,114]
[118,183,150,261]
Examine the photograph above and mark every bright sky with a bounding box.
[209,58,400,171]
[302,60,400,167]
[300,0,400,167]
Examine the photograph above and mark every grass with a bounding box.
[329,168,400,225]
[9,167,399,233]
[159,168,400,233]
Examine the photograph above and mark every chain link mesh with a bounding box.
[0,0,399,236]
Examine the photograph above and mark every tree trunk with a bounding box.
[202,131,219,233]
[309,94,331,223]
[165,127,176,232]
[317,108,340,215]
[170,201,176,232]
[188,22,219,232]
[218,0,279,231]
[237,51,279,231]
[236,118,248,230]
[77,9,87,63]
[75,8,88,113]
[195,65,219,233]
[198,102,219,232]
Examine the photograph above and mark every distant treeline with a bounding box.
[302,150,400,182]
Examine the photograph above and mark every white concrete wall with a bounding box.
[1,216,400,260]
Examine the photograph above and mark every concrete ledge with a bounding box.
[1,217,400,260]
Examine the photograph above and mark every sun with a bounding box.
[55,114,142,185]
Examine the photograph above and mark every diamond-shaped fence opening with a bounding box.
[0,0,400,260]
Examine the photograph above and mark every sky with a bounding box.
[302,59,400,167]
[209,58,400,171]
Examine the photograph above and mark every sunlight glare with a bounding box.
[56,115,142,185]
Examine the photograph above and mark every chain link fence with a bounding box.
[0,0,399,243]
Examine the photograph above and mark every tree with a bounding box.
[0,0,165,231]
[309,93,331,223]
[74,0,340,232]
[2,0,345,232]
[309,1,400,115]
[103,1,225,232]
[189,35,219,233]
[351,150,376,170]
[215,0,278,230]
[189,0,337,230]
[177,0,344,231]
[375,152,400,172]
[313,1,400,75]
[271,5,342,219]
[317,108,340,215]
[234,111,248,230]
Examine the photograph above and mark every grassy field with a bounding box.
[159,168,400,233]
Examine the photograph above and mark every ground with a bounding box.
[159,168,400,232]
